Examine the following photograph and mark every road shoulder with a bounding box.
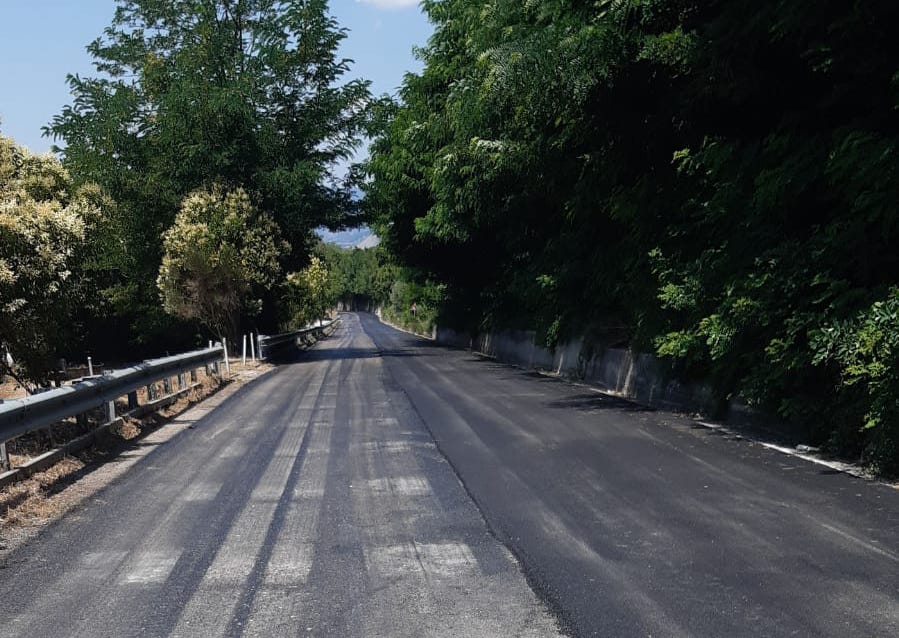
[0,366,275,562]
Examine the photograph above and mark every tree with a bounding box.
[0,132,108,387]
[48,0,371,344]
[317,242,396,311]
[366,0,899,471]
[157,184,287,344]
[282,255,333,329]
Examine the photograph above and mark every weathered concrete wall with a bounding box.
[434,327,471,349]
[581,344,715,414]
[435,326,715,415]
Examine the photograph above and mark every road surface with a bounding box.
[1,312,897,637]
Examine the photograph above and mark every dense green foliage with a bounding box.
[380,276,444,337]
[366,0,899,472]
[158,184,288,342]
[312,242,440,334]
[281,255,333,330]
[0,132,111,387]
[48,0,369,350]
[317,243,396,312]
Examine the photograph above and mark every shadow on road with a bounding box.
[544,392,653,413]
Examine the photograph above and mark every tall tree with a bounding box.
[157,184,288,344]
[367,0,899,472]
[0,132,110,386]
[48,0,370,343]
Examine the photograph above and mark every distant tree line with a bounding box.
[317,243,394,313]
[313,242,441,336]
[365,0,899,473]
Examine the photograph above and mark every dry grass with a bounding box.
[0,377,28,400]
[0,457,85,528]
[111,419,141,440]
[3,368,225,465]
[6,416,97,461]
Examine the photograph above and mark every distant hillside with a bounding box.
[355,234,380,249]
[317,227,370,248]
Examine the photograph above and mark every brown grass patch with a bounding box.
[0,456,86,529]
[0,377,28,400]
[112,419,141,440]
[3,368,223,467]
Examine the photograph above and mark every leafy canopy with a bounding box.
[48,0,372,343]
[282,255,333,329]
[157,184,287,342]
[0,133,108,385]
[367,0,899,472]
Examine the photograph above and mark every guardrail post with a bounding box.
[146,383,156,402]
[105,400,116,424]
[190,369,197,383]
[127,391,139,410]
[177,373,185,390]
[0,442,9,472]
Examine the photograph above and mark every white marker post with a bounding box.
[87,356,94,376]
[242,334,247,366]
[0,442,9,472]
[250,332,256,362]
[223,340,231,377]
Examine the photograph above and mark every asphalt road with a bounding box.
[2,312,898,637]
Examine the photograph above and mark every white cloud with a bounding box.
[356,0,419,9]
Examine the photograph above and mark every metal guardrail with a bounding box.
[257,319,338,360]
[0,346,224,444]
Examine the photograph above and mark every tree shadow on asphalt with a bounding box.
[445,353,654,413]
[372,336,879,476]
[543,392,653,413]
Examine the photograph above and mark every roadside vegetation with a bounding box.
[2,0,370,389]
[0,135,110,387]
[3,0,899,475]
[364,0,899,474]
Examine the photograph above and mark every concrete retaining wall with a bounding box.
[435,326,715,415]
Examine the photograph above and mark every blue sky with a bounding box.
[0,0,432,154]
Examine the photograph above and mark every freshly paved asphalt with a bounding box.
[2,312,898,637]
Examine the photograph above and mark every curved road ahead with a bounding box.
[2,312,898,637]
